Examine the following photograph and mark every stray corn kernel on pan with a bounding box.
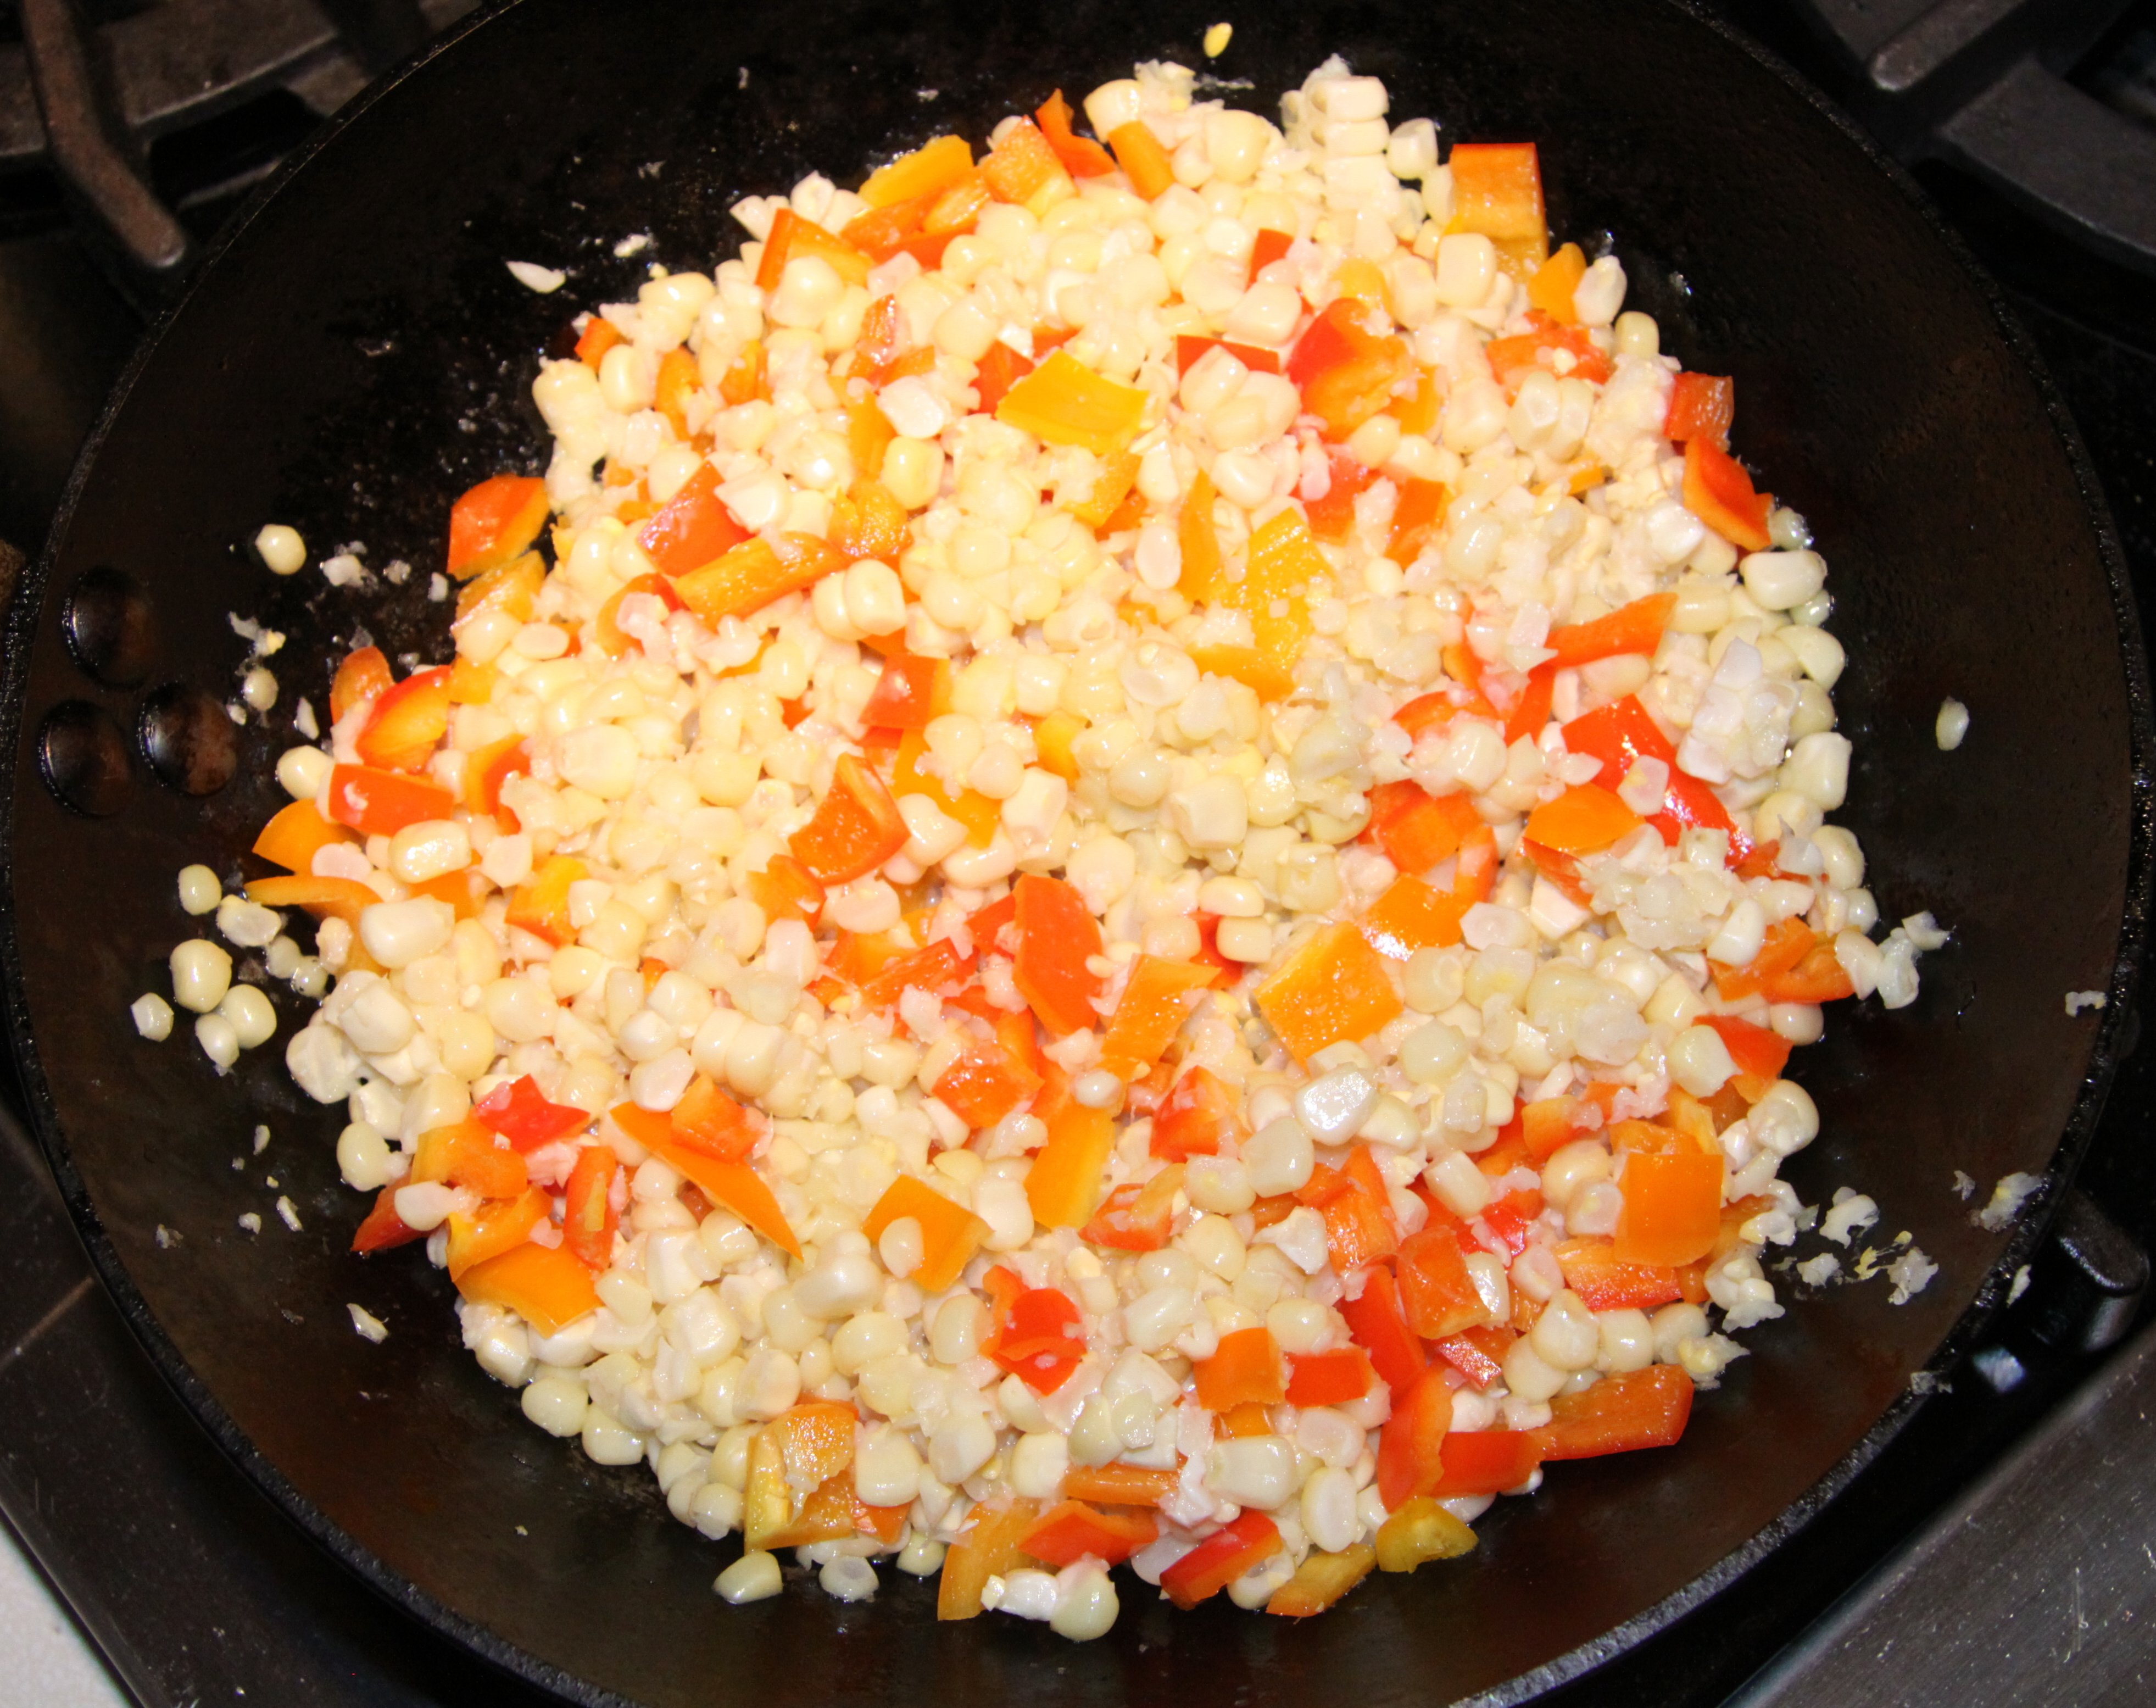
[133,56,1951,1635]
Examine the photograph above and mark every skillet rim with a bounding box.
[0,1,2146,1701]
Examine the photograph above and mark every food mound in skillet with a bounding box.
[137,57,1942,1635]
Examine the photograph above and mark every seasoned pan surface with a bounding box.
[3,1,2145,1702]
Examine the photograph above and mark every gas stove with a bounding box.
[2,2,2154,1704]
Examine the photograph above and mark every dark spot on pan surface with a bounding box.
[0,1,2144,1705]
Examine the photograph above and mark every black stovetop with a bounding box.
[5,3,2156,1705]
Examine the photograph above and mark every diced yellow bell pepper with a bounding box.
[859,135,975,208]
[890,728,1000,847]
[995,351,1149,455]
[1374,1495,1479,1572]
[1266,1543,1378,1616]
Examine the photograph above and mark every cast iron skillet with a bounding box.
[2,0,2147,1702]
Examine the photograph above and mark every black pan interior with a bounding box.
[2,1,2146,1703]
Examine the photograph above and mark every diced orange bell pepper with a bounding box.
[411,1117,528,1199]
[995,350,1148,455]
[980,118,1071,208]
[1303,1147,1401,1272]
[668,1075,762,1164]
[1174,333,1283,376]
[561,1145,619,1269]
[574,316,622,368]
[1012,874,1104,1036]
[328,645,393,722]
[842,194,937,264]
[592,571,687,658]
[1194,1326,1287,1411]
[1305,450,1377,542]
[1397,1226,1492,1338]
[1361,874,1468,959]
[244,874,380,925]
[1447,142,1547,265]
[718,340,767,406]
[1683,435,1772,552]
[863,1174,988,1292]
[1060,1463,1179,1506]
[1035,91,1116,177]
[443,1186,548,1281]
[1534,1364,1695,1460]
[1526,241,1587,322]
[1149,1065,1247,1161]
[1067,447,1141,530]
[856,936,968,1013]
[1376,1366,1454,1508]
[1563,693,1750,860]
[1024,1063,1116,1229]
[937,1498,1043,1620]
[1099,956,1218,1078]
[1285,1346,1376,1406]
[1484,312,1612,396]
[462,735,530,822]
[744,853,825,927]
[1253,922,1404,1064]
[653,347,698,438]
[932,1038,1043,1131]
[1520,1096,1591,1161]
[1759,938,1857,1004]
[1613,1148,1723,1267]
[454,552,543,627]
[1386,476,1451,566]
[888,727,1001,848]
[1288,295,1413,440]
[1266,1545,1378,1618]
[354,667,452,773]
[1340,1262,1427,1394]
[636,463,747,577]
[1106,120,1175,199]
[788,753,908,885]
[1523,783,1643,857]
[860,134,974,207]
[1547,591,1676,670]
[1160,1511,1283,1609]
[861,653,949,731]
[504,854,584,946]
[1021,1499,1156,1568]
[1665,371,1735,449]
[447,474,549,580]
[455,1240,601,1336]
[1248,225,1294,280]
[672,533,844,625]
[755,207,872,292]
[1080,1163,1184,1251]
[1433,1428,1545,1497]
[251,799,353,874]
[352,1184,422,1253]
[971,340,1035,416]
[642,1130,800,1259]
[828,476,910,561]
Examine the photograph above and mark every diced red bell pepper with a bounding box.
[670,1075,763,1163]
[447,474,549,580]
[1561,694,1751,862]
[1366,780,1482,877]
[1555,1235,1684,1312]
[561,1145,619,1269]
[473,1075,591,1152]
[1159,1511,1282,1609]
[971,340,1035,416]
[1386,476,1450,567]
[352,1184,423,1253]
[755,207,872,292]
[1700,1012,1792,1095]
[1432,1429,1544,1496]
[983,1268,1087,1393]
[1546,591,1676,670]
[1285,1347,1376,1406]
[1484,311,1611,397]
[1377,1365,1455,1508]
[1480,1190,1546,1258]
[1664,372,1735,449]
[1683,436,1771,553]
[1340,1262,1427,1393]
[932,1038,1043,1131]
[1288,296,1412,440]
[1248,226,1294,281]
[1305,451,1377,543]
[636,463,748,577]
[788,754,908,886]
[1433,1326,1514,1390]
[1019,1500,1156,1568]
[1149,1065,1246,1160]
[1174,333,1283,376]
[745,852,826,927]
[320,764,457,837]
[1533,1364,1693,1460]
